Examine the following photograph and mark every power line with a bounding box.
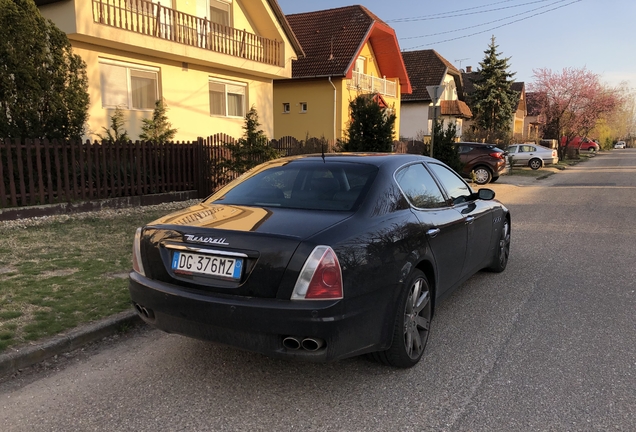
[404,0,581,49]
[387,0,555,23]
[400,0,569,40]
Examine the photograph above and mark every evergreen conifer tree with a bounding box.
[340,93,396,152]
[216,106,280,185]
[0,0,89,139]
[432,120,463,174]
[140,99,177,144]
[468,36,519,141]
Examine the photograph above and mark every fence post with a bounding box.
[0,139,7,208]
[25,139,36,206]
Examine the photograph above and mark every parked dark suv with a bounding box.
[456,142,508,185]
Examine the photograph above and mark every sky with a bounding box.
[276,0,636,90]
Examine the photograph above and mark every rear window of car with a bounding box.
[208,161,378,211]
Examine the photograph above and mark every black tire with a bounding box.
[473,166,493,185]
[373,270,432,368]
[490,176,499,183]
[529,158,542,170]
[486,218,510,272]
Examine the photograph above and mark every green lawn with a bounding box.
[0,203,193,353]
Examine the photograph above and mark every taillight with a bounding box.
[132,227,145,276]
[489,152,504,159]
[291,246,343,300]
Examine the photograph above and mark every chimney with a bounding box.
[466,66,472,73]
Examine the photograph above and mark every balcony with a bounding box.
[91,0,283,67]
[347,71,397,98]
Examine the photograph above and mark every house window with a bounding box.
[210,0,231,26]
[209,79,246,117]
[282,103,290,113]
[300,102,308,113]
[355,56,365,73]
[99,60,159,110]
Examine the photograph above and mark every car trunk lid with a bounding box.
[140,203,352,298]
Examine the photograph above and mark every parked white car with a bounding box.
[506,144,558,170]
[614,141,626,149]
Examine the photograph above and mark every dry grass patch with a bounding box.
[0,200,197,352]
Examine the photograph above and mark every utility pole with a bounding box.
[426,85,445,158]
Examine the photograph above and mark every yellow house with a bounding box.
[273,6,411,141]
[511,82,527,141]
[35,0,304,141]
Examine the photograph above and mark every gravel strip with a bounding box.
[0,199,201,230]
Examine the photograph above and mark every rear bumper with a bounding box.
[128,272,390,362]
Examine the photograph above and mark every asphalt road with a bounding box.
[2,150,635,432]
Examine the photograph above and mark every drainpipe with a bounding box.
[328,77,337,141]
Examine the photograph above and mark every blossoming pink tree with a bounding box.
[530,67,621,159]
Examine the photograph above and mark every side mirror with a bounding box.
[478,188,495,200]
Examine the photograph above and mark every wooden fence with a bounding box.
[0,135,344,209]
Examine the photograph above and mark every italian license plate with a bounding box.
[171,251,242,279]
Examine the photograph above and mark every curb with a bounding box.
[0,309,143,378]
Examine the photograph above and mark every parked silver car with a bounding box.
[614,141,626,149]
[506,144,558,170]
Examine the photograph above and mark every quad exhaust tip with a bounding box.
[282,336,325,352]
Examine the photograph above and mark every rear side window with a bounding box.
[427,163,473,204]
[395,163,447,209]
[209,161,378,211]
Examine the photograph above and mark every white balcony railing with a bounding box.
[347,71,397,97]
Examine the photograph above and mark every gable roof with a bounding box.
[525,91,544,116]
[285,5,411,93]
[401,50,462,102]
[441,100,472,118]
[462,71,479,96]
[267,0,305,59]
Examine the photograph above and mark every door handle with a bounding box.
[465,216,475,224]
[427,228,440,238]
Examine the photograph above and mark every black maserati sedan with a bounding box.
[129,153,511,368]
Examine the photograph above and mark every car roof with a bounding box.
[271,152,435,169]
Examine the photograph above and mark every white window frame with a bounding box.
[282,103,290,114]
[209,78,246,118]
[197,0,232,25]
[355,56,365,73]
[99,59,160,111]
[299,102,308,113]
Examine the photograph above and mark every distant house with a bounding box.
[511,82,527,141]
[35,0,304,141]
[524,91,545,141]
[400,50,472,140]
[462,67,527,141]
[273,5,411,141]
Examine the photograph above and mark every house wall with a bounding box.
[73,42,273,141]
[347,43,402,139]
[274,79,344,140]
[38,0,298,141]
[274,41,403,141]
[401,103,428,140]
[400,73,458,140]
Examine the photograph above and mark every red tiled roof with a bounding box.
[440,100,472,118]
[401,50,461,101]
[285,5,411,92]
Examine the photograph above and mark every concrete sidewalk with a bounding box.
[0,309,143,378]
